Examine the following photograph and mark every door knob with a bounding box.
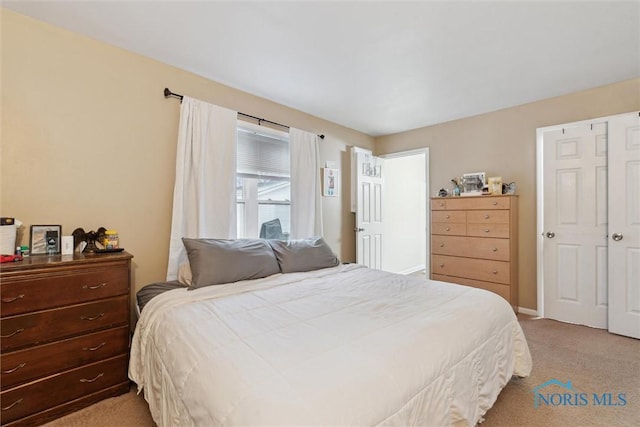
[612,233,623,241]
[546,231,555,238]
[354,227,365,232]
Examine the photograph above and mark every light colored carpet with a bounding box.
[43,315,639,427]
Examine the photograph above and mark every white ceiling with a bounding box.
[4,1,639,136]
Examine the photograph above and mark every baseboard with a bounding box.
[518,307,538,316]
[399,264,426,275]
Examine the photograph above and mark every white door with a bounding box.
[543,123,609,328]
[354,151,384,269]
[608,113,640,338]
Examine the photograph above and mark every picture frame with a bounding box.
[461,172,486,195]
[488,176,503,195]
[322,168,340,197]
[30,224,62,255]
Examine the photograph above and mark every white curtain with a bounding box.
[166,97,238,280]
[289,128,323,238]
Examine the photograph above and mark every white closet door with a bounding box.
[542,123,608,328]
[608,113,640,339]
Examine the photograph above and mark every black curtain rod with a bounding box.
[164,88,325,139]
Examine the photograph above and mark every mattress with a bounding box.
[129,263,531,426]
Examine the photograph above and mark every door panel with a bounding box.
[354,150,384,269]
[608,113,640,338]
[543,123,608,328]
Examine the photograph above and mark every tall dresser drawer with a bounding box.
[444,196,510,210]
[432,255,511,285]
[0,354,129,425]
[431,222,467,236]
[1,326,129,388]
[467,223,510,238]
[431,210,466,223]
[466,210,509,223]
[1,266,129,316]
[432,235,510,261]
[1,295,128,352]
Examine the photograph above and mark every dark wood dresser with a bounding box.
[0,252,133,426]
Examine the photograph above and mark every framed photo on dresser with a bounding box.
[30,224,62,255]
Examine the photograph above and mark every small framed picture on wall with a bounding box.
[322,168,340,197]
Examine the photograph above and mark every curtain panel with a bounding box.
[289,128,323,239]
[166,97,238,281]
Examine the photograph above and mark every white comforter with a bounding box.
[129,264,531,427]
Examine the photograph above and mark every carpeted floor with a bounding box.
[42,315,639,427]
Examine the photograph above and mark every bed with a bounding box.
[129,238,531,427]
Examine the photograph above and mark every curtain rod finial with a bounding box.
[319,134,325,139]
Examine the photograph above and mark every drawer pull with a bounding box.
[439,263,445,267]
[445,227,450,231]
[483,229,490,233]
[439,243,445,247]
[80,373,104,383]
[1,294,25,303]
[492,270,498,274]
[445,215,450,219]
[1,398,23,411]
[80,313,105,321]
[484,215,490,219]
[2,362,26,374]
[492,248,498,252]
[83,282,107,290]
[1,328,24,338]
[492,201,498,206]
[83,342,106,351]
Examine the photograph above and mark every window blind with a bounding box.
[237,129,290,180]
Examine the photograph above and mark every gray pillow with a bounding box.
[182,238,280,289]
[268,237,339,273]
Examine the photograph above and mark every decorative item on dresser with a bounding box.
[431,195,519,310]
[0,252,133,427]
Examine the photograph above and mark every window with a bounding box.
[236,123,290,239]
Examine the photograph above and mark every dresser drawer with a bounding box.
[443,196,510,210]
[1,326,129,388]
[431,222,467,236]
[1,265,129,317]
[431,274,512,302]
[432,255,511,284]
[466,210,509,224]
[1,295,128,352]
[431,210,466,223]
[432,235,510,261]
[467,223,510,238]
[0,354,128,425]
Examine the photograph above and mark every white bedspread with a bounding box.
[129,264,531,427]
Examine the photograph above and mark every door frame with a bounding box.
[535,112,633,318]
[380,148,430,275]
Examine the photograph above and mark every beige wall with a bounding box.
[375,77,640,310]
[1,10,374,295]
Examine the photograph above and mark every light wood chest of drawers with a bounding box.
[430,195,518,309]
[0,252,133,427]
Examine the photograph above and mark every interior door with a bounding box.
[543,122,608,328]
[354,151,384,269]
[608,112,640,339]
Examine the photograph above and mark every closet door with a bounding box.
[608,113,640,339]
[542,123,608,328]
